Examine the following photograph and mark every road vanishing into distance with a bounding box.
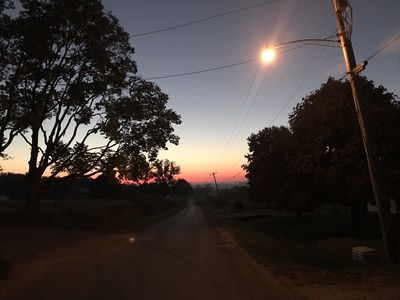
[1,202,300,300]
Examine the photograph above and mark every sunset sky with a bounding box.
[2,0,400,184]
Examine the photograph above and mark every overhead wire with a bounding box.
[212,0,284,174]
[220,0,304,164]
[337,33,400,81]
[131,0,281,37]
[218,0,306,180]
[267,46,332,127]
[228,32,400,181]
[229,34,400,180]
[213,66,262,172]
[221,32,339,180]
[143,41,338,81]
[227,45,334,181]
[224,66,272,160]
[366,34,400,62]
[143,58,257,80]
[215,0,288,178]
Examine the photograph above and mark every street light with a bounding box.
[260,48,275,63]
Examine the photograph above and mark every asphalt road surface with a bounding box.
[1,202,300,300]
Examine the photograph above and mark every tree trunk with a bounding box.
[26,174,42,222]
[26,125,42,222]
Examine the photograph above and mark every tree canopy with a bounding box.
[149,159,181,186]
[171,178,194,197]
[0,0,181,212]
[244,77,400,214]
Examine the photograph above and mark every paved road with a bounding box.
[1,202,300,300]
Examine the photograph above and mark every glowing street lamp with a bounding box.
[260,48,276,63]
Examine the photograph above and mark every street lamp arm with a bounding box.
[271,38,340,49]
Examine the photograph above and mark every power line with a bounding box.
[213,66,261,172]
[226,67,272,157]
[131,0,281,37]
[143,58,257,80]
[229,168,246,180]
[220,33,398,183]
[366,34,400,61]
[220,0,306,166]
[213,1,282,173]
[338,34,400,81]
[143,40,338,80]
[267,47,332,126]
[221,41,337,175]
[226,46,334,181]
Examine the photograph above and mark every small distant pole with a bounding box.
[210,172,220,195]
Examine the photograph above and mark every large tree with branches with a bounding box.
[0,0,22,161]
[0,0,181,216]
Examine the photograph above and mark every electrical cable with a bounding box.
[228,33,399,182]
[131,0,281,37]
[143,58,257,80]
[143,40,338,81]
[366,34,400,62]
[226,46,333,181]
[213,66,261,172]
[225,67,272,158]
[212,0,283,175]
[222,39,336,179]
[337,33,400,81]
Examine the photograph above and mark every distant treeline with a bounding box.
[0,173,194,201]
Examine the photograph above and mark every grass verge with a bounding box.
[222,213,400,286]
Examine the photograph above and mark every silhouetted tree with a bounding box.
[1,0,23,162]
[1,0,181,217]
[289,77,400,225]
[171,178,194,197]
[150,159,180,186]
[244,77,400,222]
[90,174,121,199]
[148,159,180,198]
[243,126,308,212]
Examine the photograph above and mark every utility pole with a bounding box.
[332,0,398,263]
[210,172,220,195]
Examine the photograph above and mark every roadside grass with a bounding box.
[224,212,400,285]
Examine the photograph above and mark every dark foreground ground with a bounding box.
[197,197,400,300]
[0,202,299,300]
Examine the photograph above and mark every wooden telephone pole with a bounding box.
[210,172,220,195]
[332,0,398,263]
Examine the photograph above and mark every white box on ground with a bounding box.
[352,246,376,262]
